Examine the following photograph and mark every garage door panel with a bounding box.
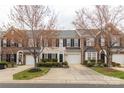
[26,55,34,65]
[112,54,124,64]
[66,54,81,64]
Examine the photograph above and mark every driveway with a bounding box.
[1,64,124,85]
[0,65,33,81]
[33,64,124,84]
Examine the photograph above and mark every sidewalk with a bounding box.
[0,65,33,80]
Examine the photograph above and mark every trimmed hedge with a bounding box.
[37,61,69,68]
[0,61,16,68]
[111,62,121,67]
[83,60,108,67]
[0,62,8,69]
[41,59,58,62]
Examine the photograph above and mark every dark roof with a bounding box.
[57,30,79,38]
[25,30,80,39]
[85,47,97,52]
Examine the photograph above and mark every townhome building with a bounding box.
[1,24,124,65]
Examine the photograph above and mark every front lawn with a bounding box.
[92,67,124,79]
[13,67,50,80]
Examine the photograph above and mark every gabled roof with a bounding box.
[76,29,99,38]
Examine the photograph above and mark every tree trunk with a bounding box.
[34,56,37,67]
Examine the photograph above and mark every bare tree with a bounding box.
[73,5,124,66]
[10,5,57,67]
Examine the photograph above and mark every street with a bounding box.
[1,83,124,88]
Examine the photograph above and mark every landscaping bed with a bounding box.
[92,67,124,79]
[37,61,69,68]
[13,67,50,80]
[0,61,16,69]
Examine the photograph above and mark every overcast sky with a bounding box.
[0,0,124,30]
[0,5,90,30]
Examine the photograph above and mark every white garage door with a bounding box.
[112,54,124,64]
[26,55,34,65]
[66,54,81,64]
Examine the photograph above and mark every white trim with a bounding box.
[16,50,24,64]
[85,52,97,61]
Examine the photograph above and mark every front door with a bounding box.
[101,53,105,63]
[59,54,63,62]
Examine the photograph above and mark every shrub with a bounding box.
[83,61,88,65]
[62,61,68,65]
[112,62,116,67]
[103,63,108,67]
[0,62,8,69]
[28,67,41,72]
[37,61,68,68]
[7,62,16,68]
[116,63,121,67]
[51,59,58,62]
[111,62,121,67]
[41,59,58,62]
[86,62,94,67]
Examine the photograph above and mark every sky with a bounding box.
[0,0,124,30]
[0,5,89,30]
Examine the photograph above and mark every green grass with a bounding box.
[13,68,50,80]
[92,67,124,79]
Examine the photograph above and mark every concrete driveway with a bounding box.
[33,64,124,84]
[1,64,124,85]
[0,65,33,81]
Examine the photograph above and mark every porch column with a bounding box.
[57,52,60,62]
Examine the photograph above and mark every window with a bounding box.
[86,38,94,46]
[67,39,71,47]
[92,52,96,60]
[74,39,79,47]
[101,37,105,46]
[51,54,57,59]
[11,40,15,47]
[86,52,97,60]
[10,54,15,62]
[44,54,48,59]
[87,52,92,60]
[3,39,7,47]
[63,39,67,47]
[18,43,22,47]
[44,39,48,47]
[2,54,6,61]
[28,39,33,47]
[56,39,59,47]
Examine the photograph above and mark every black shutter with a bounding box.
[14,54,16,62]
[42,54,44,59]
[63,39,67,47]
[48,54,51,59]
[1,39,3,47]
[56,39,59,47]
[78,39,80,47]
[56,54,57,59]
[71,39,74,47]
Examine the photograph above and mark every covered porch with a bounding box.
[40,47,66,62]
